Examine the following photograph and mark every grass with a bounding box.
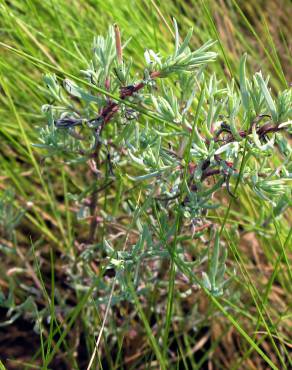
[0,0,291,369]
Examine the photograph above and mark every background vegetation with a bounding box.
[0,0,291,369]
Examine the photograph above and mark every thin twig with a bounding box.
[86,276,117,370]
[114,24,123,64]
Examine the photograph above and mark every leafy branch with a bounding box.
[38,21,292,297]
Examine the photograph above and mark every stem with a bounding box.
[88,184,99,243]
[87,130,103,243]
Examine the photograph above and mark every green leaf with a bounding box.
[63,79,102,104]
[239,53,250,112]
[177,27,193,56]
[173,18,179,57]
[127,168,171,182]
[256,72,278,122]
[43,74,61,101]
[202,272,212,290]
